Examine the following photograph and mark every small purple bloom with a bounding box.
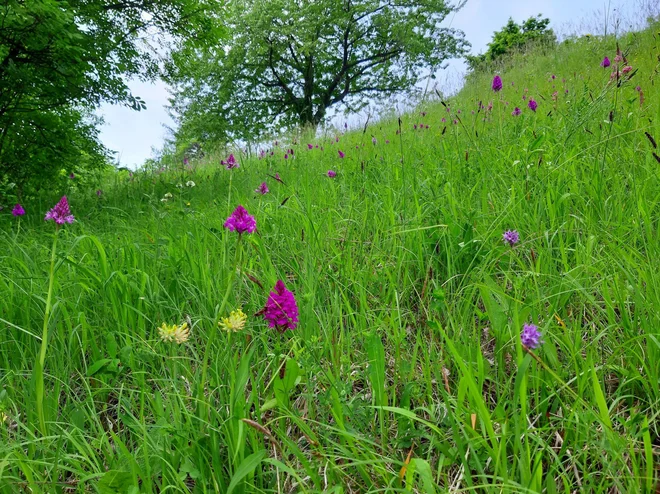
[96,189,102,197]
[528,99,538,112]
[512,107,521,116]
[521,323,542,349]
[224,153,239,169]
[263,280,299,331]
[601,56,611,68]
[338,150,345,159]
[12,204,25,216]
[441,118,446,123]
[502,230,519,247]
[327,170,337,178]
[255,182,269,195]
[635,85,642,92]
[45,196,74,225]
[492,75,503,92]
[372,137,377,145]
[69,173,75,180]
[307,143,313,150]
[223,205,256,234]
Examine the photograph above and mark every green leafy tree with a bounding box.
[166,0,468,142]
[0,0,213,195]
[466,14,556,71]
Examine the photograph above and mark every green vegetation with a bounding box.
[165,0,467,144]
[0,18,659,494]
[0,0,213,194]
[466,15,556,71]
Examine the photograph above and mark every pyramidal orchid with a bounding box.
[263,280,299,332]
[224,205,256,234]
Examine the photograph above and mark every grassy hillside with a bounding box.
[0,23,659,493]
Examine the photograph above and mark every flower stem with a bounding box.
[35,228,59,435]
[197,236,242,422]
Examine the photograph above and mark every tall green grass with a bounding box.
[0,23,658,493]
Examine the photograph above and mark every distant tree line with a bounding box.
[1,0,471,193]
[466,15,556,72]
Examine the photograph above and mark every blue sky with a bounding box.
[97,0,638,168]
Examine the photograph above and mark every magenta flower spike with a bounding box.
[492,75,503,92]
[327,170,337,178]
[223,205,256,234]
[255,182,269,195]
[263,280,299,331]
[521,323,542,349]
[502,230,519,247]
[12,204,25,216]
[224,153,239,169]
[528,99,538,112]
[45,196,74,225]
[601,56,611,68]
[512,107,521,116]
[338,150,345,159]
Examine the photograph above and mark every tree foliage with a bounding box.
[466,15,556,71]
[166,0,468,143]
[0,0,212,195]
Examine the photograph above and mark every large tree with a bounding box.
[0,0,213,194]
[166,0,468,142]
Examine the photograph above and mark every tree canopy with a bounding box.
[166,0,468,144]
[0,0,213,195]
[466,14,556,71]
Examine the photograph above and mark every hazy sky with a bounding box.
[97,0,641,168]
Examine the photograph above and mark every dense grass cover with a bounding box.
[1,25,659,493]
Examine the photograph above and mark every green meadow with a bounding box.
[0,23,659,493]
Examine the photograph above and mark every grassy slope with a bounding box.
[0,24,659,493]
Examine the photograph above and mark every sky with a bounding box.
[97,0,645,168]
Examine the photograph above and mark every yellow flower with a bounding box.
[219,309,247,332]
[158,322,190,344]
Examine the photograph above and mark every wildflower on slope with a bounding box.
[219,309,247,332]
[263,280,299,332]
[327,170,337,178]
[622,65,633,74]
[601,56,611,68]
[44,196,74,225]
[502,229,519,247]
[521,323,542,349]
[222,153,239,169]
[186,181,196,187]
[224,205,256,234]
[492,75,503,92]
[372,137,377,145]
[12,204,25,216]
[512,107,521,116]
[338,150,345,159]
[527,99,538,112]
[158,322,190,344]
[255,182,269,195]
